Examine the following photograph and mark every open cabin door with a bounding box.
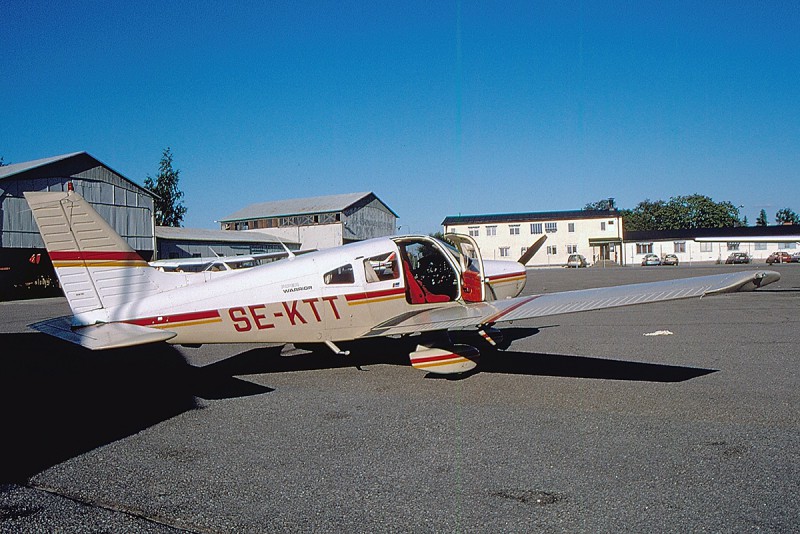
[444,233,486,302]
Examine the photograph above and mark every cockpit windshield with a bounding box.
[435,237,478,273]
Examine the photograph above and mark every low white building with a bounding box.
[624,226,800,265]
[442,210,624,266]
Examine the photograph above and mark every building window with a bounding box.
[486,226,497,236]
[601,221,606,231]
[545,222,558,233]
[567,244,578,254]
[755,242,767,250]
[674,242,686,253]
[547,245,558,255]
[636,243,653,254]
[727,242,740,251]
[786,242,797,249]
[468,226,479,237]
[608,220,615,225]
[568,223,575,232]
[499,247,510,257]
[700,242,713,252]
[530,223,543,234]
[509,225,520,235]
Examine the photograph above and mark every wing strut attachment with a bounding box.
[325,340,350,356]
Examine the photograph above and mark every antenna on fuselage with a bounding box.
[279,240,296,260]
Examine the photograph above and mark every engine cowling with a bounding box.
[483,259,527,300]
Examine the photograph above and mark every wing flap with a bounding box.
[29,316,177,350]
[364,270,780,337]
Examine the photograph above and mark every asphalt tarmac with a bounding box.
[1,264,798,532]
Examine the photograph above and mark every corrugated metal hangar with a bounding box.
[0,152,157,297]
[155,226,299,260]
[218,192,398,250]
[1,152,156,252]
[0,152,303,298]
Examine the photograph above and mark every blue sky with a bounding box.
[3,1,798,233]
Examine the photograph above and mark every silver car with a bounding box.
[567,254,588,268]
[641,253,661,266]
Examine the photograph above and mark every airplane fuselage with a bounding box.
[92,236,526,346]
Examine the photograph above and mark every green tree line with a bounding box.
[584,195,799,231]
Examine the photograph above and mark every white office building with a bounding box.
[442,210,624,266]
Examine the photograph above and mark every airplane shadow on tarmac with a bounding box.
[473,327,717,381]
[225,326,717,383]
[1,327,715,482]
[0,333,273,483]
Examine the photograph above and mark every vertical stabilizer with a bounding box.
[24,189,162,317]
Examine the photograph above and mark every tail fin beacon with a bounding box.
[24,189,164,318]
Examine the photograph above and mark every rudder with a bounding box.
[24,188,162,318]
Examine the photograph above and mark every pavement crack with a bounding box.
[25,482,211,533]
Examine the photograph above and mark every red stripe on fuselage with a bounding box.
[345,287,405,302]
[487,270,526,282]
[126,309,221,327]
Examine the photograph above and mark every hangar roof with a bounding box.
[0,151,152,196]
[0,152,84,179]
[220,191,398,222]
[156,226,298,246]
[442,210,620,226]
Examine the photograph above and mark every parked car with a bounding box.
[566,254,588,268]
[725,252,751,264]
[662,254,679,266]
[641,253,661,266]
[766,251,792,264]
[791,252,800,263]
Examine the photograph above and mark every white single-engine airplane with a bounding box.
[25,187,781,375]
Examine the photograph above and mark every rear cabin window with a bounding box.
[324,264,354,284]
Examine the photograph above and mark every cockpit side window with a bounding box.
[324,264,354,284]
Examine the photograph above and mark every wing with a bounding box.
[150,249,317,271]
[364,270,780,337]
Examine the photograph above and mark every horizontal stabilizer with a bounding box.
[29,317,177,350]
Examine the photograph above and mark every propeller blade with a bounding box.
[518,235,547,265]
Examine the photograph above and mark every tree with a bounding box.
[623,194,743,231]
[756,209,768,226]
[583,198,616,211]
[775,208,800,225]
[144,147,187,227]
[622,199,666,231]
